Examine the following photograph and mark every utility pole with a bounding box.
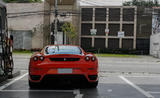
[53,0,58,44]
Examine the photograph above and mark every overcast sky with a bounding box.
[80,0,124,6]
[80,0,160,6]
[43,0,160,6]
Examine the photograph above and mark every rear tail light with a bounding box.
[91,57,96,61]
[85,56,90,61]
[85,56,96,62]
[39,56,45,61]
[33,56,38,61]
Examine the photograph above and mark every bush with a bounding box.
[83,47,149,55]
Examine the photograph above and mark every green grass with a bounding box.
[95,53,138,58]
[13,50,33,55]
[12,50,138,58]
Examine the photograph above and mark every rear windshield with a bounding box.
[45,46,82,55]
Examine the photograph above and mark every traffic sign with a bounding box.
[105,29,109,34]
[90,29,97,35]
[118,31,125,38]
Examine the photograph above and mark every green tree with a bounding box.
[155,0,159,5]
[61,22,77,45]
[123,0,160,7]
[3,0,42,3]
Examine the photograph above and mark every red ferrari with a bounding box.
[29,45,98,88]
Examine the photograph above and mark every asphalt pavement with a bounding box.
[0,54,160,98]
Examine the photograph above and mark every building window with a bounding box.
[81,8,93,21]
[122,24,134,36]
[81,23,92,35]
[95,8,106,21]
[108,38,119,49]
[95,24,106,36]
[109,8,120,21]
[123,8,134,21]
[81,38,92,49]
[136,39,150,50]
[137,24,151,37]
[108,24,120,36]
[94,38,105,48]
[122,39,133,49]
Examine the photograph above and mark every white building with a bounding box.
[150,7,160,58]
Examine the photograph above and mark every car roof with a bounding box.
[46,45,80,48]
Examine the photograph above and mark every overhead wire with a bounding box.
[6,0,157,19]
[7,9,156,19]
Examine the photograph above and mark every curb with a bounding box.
[0,76,8,83]
[8,71,21,79]
[0,70,21,83]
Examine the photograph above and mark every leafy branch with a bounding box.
[61,22,77,44]
[123,0,160,7]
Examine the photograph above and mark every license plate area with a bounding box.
[58,68,72,74]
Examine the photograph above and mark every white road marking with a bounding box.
[124,76,160,78]
[0,72,82,98]
[107,89,112,93]
[0,90,73,92]
[0,72,28,90]
[74,89,83,98]
[148,92,160,94]
[119,75,154,98]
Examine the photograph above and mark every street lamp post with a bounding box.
[53,0,58,44]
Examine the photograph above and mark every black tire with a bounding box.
[29,80,40,89]
[0,59,5,76]
[88,81,98,88]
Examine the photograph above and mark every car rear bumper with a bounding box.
[29,73,98,83]
[42,74,89,84]
[29,64,98,82]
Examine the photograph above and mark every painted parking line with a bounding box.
[0,89,82,98]
[74,89,83,98]
[0,72,83,98]
[0,89,74,92]
[119,75,154,98]
[124,76,160,78]
[148,92,160,94]
[0,72,28,91]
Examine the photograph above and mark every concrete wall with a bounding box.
[12,30,32,50]
[7,3,44,49]
[7,3,44,30]
[150,33,160,58]
[7,2,79,49]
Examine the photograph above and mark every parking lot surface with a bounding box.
[0,55,160,98]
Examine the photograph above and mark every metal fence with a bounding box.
[12,30,32,50]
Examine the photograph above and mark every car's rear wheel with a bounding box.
[29,80,40,89]
[88,81,98,88]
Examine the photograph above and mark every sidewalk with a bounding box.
[0,54,31,83]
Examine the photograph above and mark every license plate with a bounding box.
[58,68,72,74]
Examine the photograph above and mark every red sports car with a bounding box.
[29,45,98,88]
